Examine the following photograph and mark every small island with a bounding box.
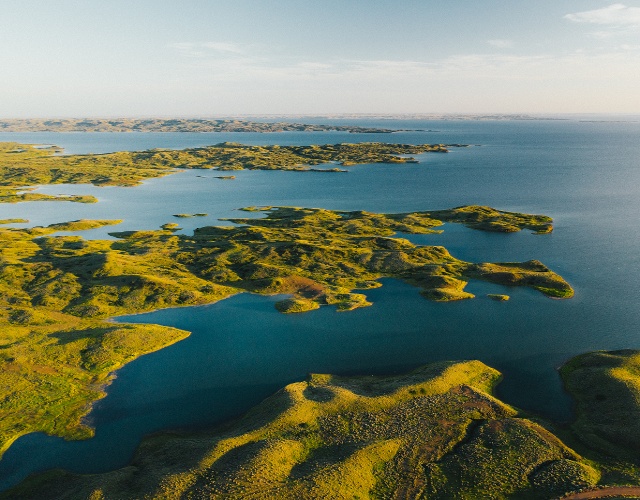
[488,293,510,301]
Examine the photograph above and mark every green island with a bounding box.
[0,205,570,462]
[6,351,640,499]
[172,213,208,218]
[488,293,510,301]
[0,118,405,134]
[0,142,449,203]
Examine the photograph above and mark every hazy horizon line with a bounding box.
[2,112,640,120]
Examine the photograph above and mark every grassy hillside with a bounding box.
[561,350,640,459]
[9,352,640,499]
[3,360,603,499]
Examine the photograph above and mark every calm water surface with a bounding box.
[1,120,640,489]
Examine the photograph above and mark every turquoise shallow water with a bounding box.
[1,119,640,489]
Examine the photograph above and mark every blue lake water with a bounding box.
[1,119,640,489]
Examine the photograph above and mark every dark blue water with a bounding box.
[1,119,640,490]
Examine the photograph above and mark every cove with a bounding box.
[0,278,574,491]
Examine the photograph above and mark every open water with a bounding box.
[1,119,640,489]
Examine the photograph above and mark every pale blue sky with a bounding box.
[2,1,639,116]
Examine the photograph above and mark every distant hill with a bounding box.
[0,118,397,134]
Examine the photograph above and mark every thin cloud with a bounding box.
[166,38,640,92]
[202,42,245,54]
[169,41,248,58]
[565,3,640,26]
[487,39,513,49]
[167,42,204,58]
[167,42,194,51]
[184,51,629,83]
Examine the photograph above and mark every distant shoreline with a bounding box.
[4,115,640,133]
[0,118,404,134]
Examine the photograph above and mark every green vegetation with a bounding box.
[0,187,97,204]
[173,213,208,218]
[0,142,451,204]
[488,294,510,301]
[0,323,189,459]
[561,350,640,459]
[0,142,170,202]
[275,297,321,314]
[466,260,573,298]
[213,206,571,304]
[428,205,554,234]
[11,356,640,500]
[0,205,571,461]
[239,206,271,212]
[0,222,234,457]
[46,219,122,232]
[0,118,402,134]
[0,219,28,224]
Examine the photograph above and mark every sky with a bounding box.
[1,0,640,116]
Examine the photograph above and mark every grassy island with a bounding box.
[0,205,571,461]
[8,352,640,499]
[0,142,450,203]
[488,294,510,301]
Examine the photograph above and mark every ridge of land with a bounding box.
[0,119,402,134]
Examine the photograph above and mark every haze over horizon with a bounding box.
[2,0,640,117]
